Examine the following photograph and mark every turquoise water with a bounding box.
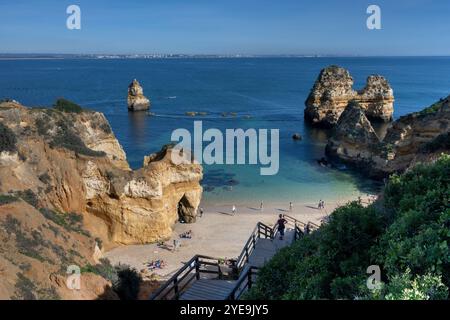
[1,57,450,205]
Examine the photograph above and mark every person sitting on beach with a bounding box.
[179,230,193,239]
[277,214,287,240]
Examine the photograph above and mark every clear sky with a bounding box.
[0,0,449,56]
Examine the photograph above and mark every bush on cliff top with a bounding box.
[245,155,450,300]
[0,122,17,153]
[53,98,83,113]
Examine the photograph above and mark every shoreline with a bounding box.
[105,195,374,281]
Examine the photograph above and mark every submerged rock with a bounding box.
[127,79,151,111]
[305,65,394,127]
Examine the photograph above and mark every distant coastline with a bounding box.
[1,53,450,60]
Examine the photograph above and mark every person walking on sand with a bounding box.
[199,207,204,218]
[289,202,293,212]
[232,205,236,215]
[318,200,322,209]
[260,201,264,212]
[277,214,287,240]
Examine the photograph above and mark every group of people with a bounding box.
[147,259,167,270]
[318,199,325,209]
[179,230,193,239]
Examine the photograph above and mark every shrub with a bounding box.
[14,189,38,207]
[12,273,37,300]
[114,265,142,300]
[0,122,17,153]
[53,98,83,113]
[0,194,18,206]
[247,155,450,300]
[81,259,142,300]
[39,209,90,237]
[49,120,105,157]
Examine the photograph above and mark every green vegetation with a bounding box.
[49,119,105,157]
[12,273,60,300]
[39,209,90,237]
[14,189,39,207]
[82,258,142,300]
[416,97,447,116]
[0,122,17,153]
[0,194,19,206]
[53,98,83,113]
[246,155,450,300]
[12,273,37,300]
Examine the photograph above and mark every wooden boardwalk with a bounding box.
[179,228,295,300]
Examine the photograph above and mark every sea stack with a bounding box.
[127,79,151,111]
[305,65,394,127]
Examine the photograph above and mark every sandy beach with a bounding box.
[105,196,374,280]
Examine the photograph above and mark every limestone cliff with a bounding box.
[0,101,202,246]
[127,79,150,111]
[326,96,450,177]
[305,66,394,127]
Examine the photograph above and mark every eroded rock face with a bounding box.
[325,102,381,166]
[326,97,450,177]
[0,102,202,246]
[127,79,150,111]
[305,65,394,127]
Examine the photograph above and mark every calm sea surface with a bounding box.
[1,57,450,205]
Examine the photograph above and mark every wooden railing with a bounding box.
[150,215,321,300]
[149,254,235,300]
[226,266,259,300]
[234,222,275,272]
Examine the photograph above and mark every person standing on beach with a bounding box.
[199,207,204,218]
[318,200,322,209]
[289,202,293,212]
[277,214,287,240]
[232,205,236,215]
[260,201,264,212]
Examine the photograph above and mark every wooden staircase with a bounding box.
[149,215,318,300]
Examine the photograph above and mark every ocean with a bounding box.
[1,57,450,205]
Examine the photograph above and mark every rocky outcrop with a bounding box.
[305,66,394,127]
[0,101,202,246]
[127,79,150,111]
[326,101,381,167]
[0,200,119,300]
[326,96,450,177]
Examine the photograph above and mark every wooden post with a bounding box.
[174,277,179,299]
[195,256,200,280]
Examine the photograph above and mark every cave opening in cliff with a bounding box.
[177,194,195,223]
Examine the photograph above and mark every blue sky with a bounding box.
[0,0,449,55]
